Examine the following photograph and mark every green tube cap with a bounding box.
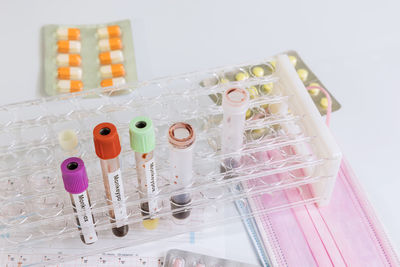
[129,116,156,153]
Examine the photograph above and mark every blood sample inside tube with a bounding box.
[61,157,98,244]
[220,88,249,175]
[168,122,195,220]
[93,123,129,237]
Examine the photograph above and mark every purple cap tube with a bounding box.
[61,157,89,194]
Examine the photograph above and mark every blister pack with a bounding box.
[285,51,341,115]
[43,20,137,95]
[164,249,258,267]
[0,54,341,266]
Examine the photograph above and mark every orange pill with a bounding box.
[58,67,82,80]
[100,64,125,78]
[57,28,80,40]
[56,54,81,66]
[97,25,121,39]
[70,80,83,92]
[101,77,126,87]
[99,50,124,65]
[98,38,122,51]
[57,80,83,93]
[57,40,81,53]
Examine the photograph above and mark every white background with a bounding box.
[1,0,400,263]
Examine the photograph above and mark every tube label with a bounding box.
[144,158,158,214]
[72,191,98,243]
[108,169,128,227]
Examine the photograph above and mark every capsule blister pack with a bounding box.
[43,19,137,95]
[164,249,258,267]
[0,54,341,266]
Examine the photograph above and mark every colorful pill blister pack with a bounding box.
[164,249,258,267]
[43,20,137,95]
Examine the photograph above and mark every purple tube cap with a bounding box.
[61,157,89,194]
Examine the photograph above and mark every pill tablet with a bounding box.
[308,82,321,96]
[98,38,122,52]
[235,72,249,81]
[297,68,308,82]
[219,77,229,84]
[99,50,124,65]
[247,86,259,99]
[58,67,82,80]
[56,28,80,40]
[97,25,121,39]
[252,66,265,77]
[56,54,81,67]
[246,109,253,119]
[101,77,126,87]
[320,97,329,109]
[261,83,273,94]
[100,64,125,78]
[57,40,81,53]
[288,55,297,66]
[57,80,83,93]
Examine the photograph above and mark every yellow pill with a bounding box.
[247,86,259,99]
[246,109,253,119]
[235,72,249,81]
[297,68,308,82]
[320,97,329,109]
[142,218,159,230]
[261,83,273,94]
[251,128,268,139]
[261,103,269,110]
[289,55,297,66]
[269,61,276,68]
[252,66,264,77]
[220,78,229,84]
[308,82,320,96]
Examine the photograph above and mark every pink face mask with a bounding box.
[246,154,399,267]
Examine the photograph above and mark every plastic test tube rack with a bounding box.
[0,54,341,265]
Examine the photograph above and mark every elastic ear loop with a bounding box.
[306,86,332,127]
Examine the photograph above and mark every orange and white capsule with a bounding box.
[99,50,124,65]
[57,80,83,93]
[100,64,125,79]
[97,25,121,39]
[98,38,122,52]
[56,54,81,67]
[56,28,80,40]
[57,40,81,53]
[58,67,82,80]
[101,77,126,87]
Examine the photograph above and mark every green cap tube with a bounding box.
[129,116,156,153]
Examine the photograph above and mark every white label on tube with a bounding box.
[108,169,128,227]
[72,191,98,243]
[144,158,158,213]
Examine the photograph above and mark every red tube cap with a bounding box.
[93,122,121,160]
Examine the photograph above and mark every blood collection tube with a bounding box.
[129,116,159,229]
[221,88,249,173]
[61,157,98,245]
[93,122,129,237]
[168,122,196,220]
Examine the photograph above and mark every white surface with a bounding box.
[1,0,400,263]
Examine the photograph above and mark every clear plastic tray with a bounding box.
[0,54,341,266]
